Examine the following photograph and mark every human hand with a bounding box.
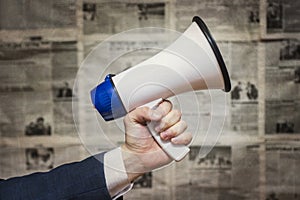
[121,100,192,181]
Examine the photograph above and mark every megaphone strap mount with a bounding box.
[192,16,231,92]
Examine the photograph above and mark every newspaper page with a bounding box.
[0,144,84,179]
[232,144,261,199]
[265,143,300,199]
[127,144,259,200]
[229,42,260,135]
[52,41,78,136]
[173,143,260,200]
[0,0,78,42]
[265,39,300,135]
[175,0,260,40]
[0,0,77,30]
[172,144,261,200]
[125,168,173,200]
[0,1,300,200]
[187,146,232,199]
[0,40,79,137]
[265,100,300,134]
[0,40,53,137]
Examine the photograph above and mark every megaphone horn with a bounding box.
[90,16,231,161]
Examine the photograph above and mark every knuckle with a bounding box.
[173,109,182,118]
[160,120,169,130]
[161,100,172,112]
[138,107,151,118]
[184,138,190,144]
[163,99,172,106]
[185,132,193,143]
[167,129,176,137]
[140,106,150,113]
[180,120,187,129]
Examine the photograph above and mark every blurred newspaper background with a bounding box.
[0,0,300,199]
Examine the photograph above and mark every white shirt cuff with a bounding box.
[104,147,133,199]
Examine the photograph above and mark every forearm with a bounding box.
[0,154,111,200]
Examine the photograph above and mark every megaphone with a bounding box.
[90,16,231,161]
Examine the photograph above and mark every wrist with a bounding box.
[121,144,172,182]
[121,145,146,182]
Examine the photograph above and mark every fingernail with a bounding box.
[161,132,168,140]
[171,137,178,144]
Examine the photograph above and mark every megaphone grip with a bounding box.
[147,121,190,161]
[144,99,190,161]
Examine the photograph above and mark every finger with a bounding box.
[155,109,181,133]
[126,107,163,125]
[160,120,187,140]
[171,131,193,145]
[154,99,172,117]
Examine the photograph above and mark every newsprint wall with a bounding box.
[0,0,300,199]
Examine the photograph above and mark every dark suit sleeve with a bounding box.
[0,153,112,200]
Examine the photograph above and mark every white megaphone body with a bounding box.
[90,16,231,161]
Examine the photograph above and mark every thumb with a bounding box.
[128,107,162,125]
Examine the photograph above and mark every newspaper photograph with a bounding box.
[26,146,54,170]
[189,146,232,169]
[25,116,52,136]
[279,39,300,62]
[265,0,300,34]
[261,39,300,68]
[265,100,300,134]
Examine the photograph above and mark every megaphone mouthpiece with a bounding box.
[90,74,127,121]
